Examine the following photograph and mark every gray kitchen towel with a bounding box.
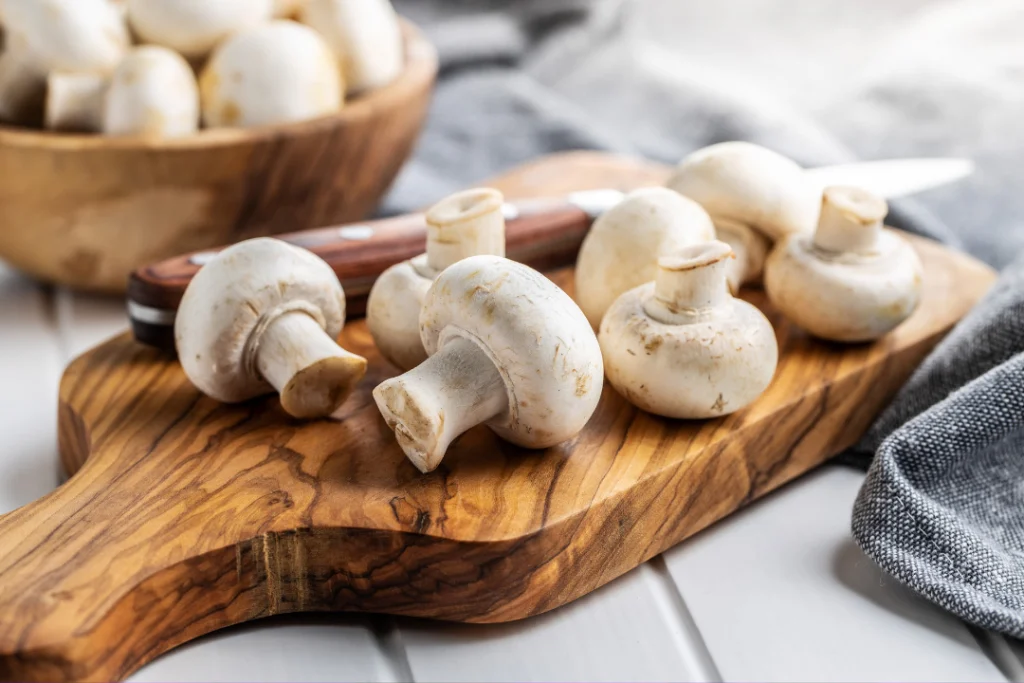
[389,0,1024,636]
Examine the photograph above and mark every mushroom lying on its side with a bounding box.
[126,0,273,61]
[764,186,923,342]
[600,241,778,419]
[0,0,129,125]
[373,255,604,474]
[200,20,344,129]
[175,237,368,419]
[666,141,821,292]
[574,187,716,329]
[300,0,403,94]
[367,187,506,371]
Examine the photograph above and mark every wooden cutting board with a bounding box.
[0,152,996,682]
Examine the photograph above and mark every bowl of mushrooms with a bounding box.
[0,0,438,293]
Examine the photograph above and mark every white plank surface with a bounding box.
[990,635,1024,681]
[129,615,405,683]
[53,288,130,361]
[397,562,717,683]
[662,465,1006,683]
[0,266,64,513]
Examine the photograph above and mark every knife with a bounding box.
[128,157,973,349]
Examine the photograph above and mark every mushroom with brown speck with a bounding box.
[764,185,923,342]
[175,237,367,419]
[373,255,604,473]
[600,241,778,419]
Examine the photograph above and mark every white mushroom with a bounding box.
[0,0,128,125]
[175,237,368,419]
[367,187,506,371]
[126,0,273,61]
[666,141,821,291]
[574,186,715,329]
[764,186,923,342]
[300,0,403,94]
[373,255,604,474]
[103,46,200,138]
[200,20,343,129]
[600,241,778,419]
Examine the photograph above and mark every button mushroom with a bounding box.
[574,187,716,329]
[175,237,368,419]
[126,0,273,61]
[0,0,129,125]
[600,241,778,419]
[103,46,200,138]
[665,141,821,292]
[300,0,403,94]
[367,188,506,371]
[199,20,344,129]
[373,255,604,474]
[764,186,923,342]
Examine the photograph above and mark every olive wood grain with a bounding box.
[0,20,437,294]
[0,152,996,682]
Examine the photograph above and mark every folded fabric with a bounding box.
[390,0,1024,637]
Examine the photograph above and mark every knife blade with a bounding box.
[128,157,972,349]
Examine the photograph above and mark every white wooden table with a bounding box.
[1,261,1021,682]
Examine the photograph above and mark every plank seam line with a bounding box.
[372,616,416,682]
[646,556,723,682]
[968,625,1021,682]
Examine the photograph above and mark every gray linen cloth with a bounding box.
[389,0,1024,637]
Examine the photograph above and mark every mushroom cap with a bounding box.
[175,237,346,404]
[420,255,604,448]
[4,0,128,72]
[764,230,923,342]
[574,186,716,328]
[103,45,200,138]
[126,0,273,60]
[300,0,403,93]
[366,257,432,371]
[199,20,343,129]
[599,244,778,419]
[666,141,821,242]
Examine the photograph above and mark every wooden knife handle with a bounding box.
[127,197,590,327]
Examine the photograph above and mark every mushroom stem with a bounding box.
[646,242,734,324]
[45,71,108,132]
[813,185,887,254]
[254,311,367,419]
[424,188,506,273]
[714,219,769,293]
[373,336,508,473]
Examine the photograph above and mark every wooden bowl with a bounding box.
[0,20,438,294]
